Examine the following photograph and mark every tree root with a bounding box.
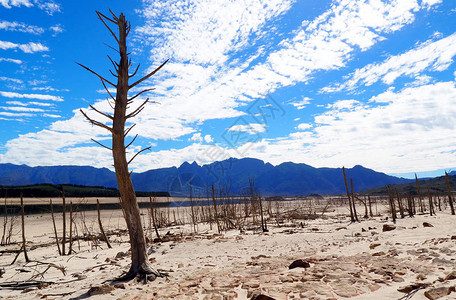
[112,262,168,284]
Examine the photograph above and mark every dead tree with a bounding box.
[415,174,425,213]
[97,199,112,248]
[367,191,373,217]
[1,193,8,245]
[387,185,397,223]
[61,188,66,255]
[445,171,455,215]
[78,10,168,281]
[12,193,29,264]
[149,197,160,240]
[342,167,356,222]
[350,178,359,222]
[396,191,405,219]
[50,199,61,255]
[427,189,435,216]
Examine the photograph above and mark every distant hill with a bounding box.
[0,158,413,196]
[0,183,170,198]
[363,174,456,196]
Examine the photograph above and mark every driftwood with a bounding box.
[0,277,82,290]
[0,280,53,290]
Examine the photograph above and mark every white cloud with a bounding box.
[42,113,60,118]
[0,111,33,117]
[228,123,266,135]
[132,0,436,147]
[296,123,312,131]
[0,40,18,50]
[0,40,49,53]
[36,0,60,15]
[50,24,63,36]
[5,101,53,107]
[323,33,456,92]
[0,0,444,172]
[204,134,213,143]
[0,57,22,64]
[31,86,68,92]
[421,0,442,8]
[0,76,23,84]
[326,99,360,110]
[0,91,63,101]
[0,20,44,34]
[289,97,311,110]
[0,0,61,14]
[189,133,203,142]
[138,0,293,65]
[19,42,48,53]
[1,106,44,112]
[242,81,456,173]
[0,0,32,9]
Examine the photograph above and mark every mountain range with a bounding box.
[0,158,412,196]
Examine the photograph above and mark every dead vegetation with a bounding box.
[1,170,456,299]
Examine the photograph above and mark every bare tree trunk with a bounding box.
[445,171,455,215]
[61,189,66,256]
[79,10,167,281]
[427,190,435,216]
[387,185,396,223]
[368,192,373,217]
[350,179,359,222]
[211,184,221,233]
[13,193,29,264]
[396,191,405,218]
[407,193,414,217]
[68,201,73,255]
[189,184,197,233]
[50,199,61,255]
[415,174,425,213]
[97,199,112,248]
[1,194,8,245]
[149,197,160,240]
[342,167,355,222]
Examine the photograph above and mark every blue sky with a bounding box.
[1,0,456,179]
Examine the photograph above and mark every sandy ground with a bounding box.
[1,200,456,299]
